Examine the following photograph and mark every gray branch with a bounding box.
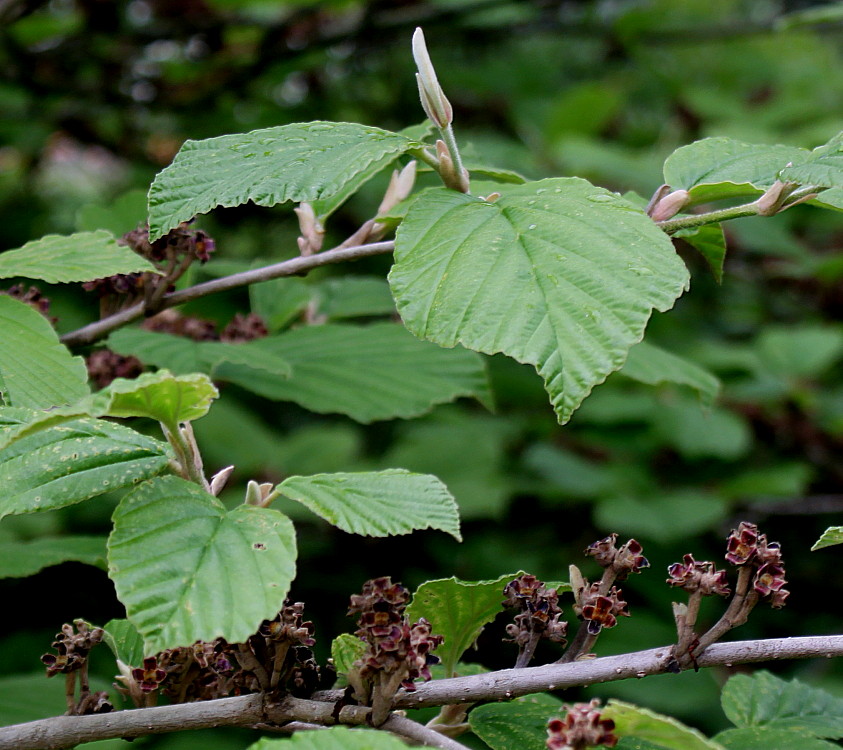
[59,240,395,348]
[2,635,841,750]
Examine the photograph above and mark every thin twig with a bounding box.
[4,635,843,750]
[383,714,472,749]
[60,240,396,348]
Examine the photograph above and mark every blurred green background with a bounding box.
[2,0,843,745]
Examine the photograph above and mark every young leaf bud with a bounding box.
[412,28,453,128]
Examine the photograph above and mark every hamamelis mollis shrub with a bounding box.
[2,25,843,750]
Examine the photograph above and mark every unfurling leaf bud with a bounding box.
[412,28,453,128]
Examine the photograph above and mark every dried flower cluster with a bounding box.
[83,223,215,302]
[347,577,443,725]
[40,620,113,716]
[667,555,731,597]
[41,620,104,677]
[726,521,789,608]
[667,521,789,669]
[86,348,144,388]
[547,700,617,750]
[585,534,649,580]
[503,574,567,667]
[348,576,442,691]
[47,604,320,713]
[574,583,629,636]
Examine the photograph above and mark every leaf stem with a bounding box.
[656,202,762,233]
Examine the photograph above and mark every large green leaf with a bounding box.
[0,411,170,520]
[406,573,523,676]
[276,469,461,540]
[215,323,491,424]
[247,726,410,750]
[0,230,158,283]
[0,535,106,577]
[620,341,720,406]
[469,695,564,750]
[721,671,843,738]
[714,728,838,750]
[0,295,89,408]
[389,180,689,424]
[106,328,292,379]
[109,475,297,653]
[813,526,843,551]
[603,700,725,750]
[663,138,807,204]
[148,122,420,240]
[780,131,843,188]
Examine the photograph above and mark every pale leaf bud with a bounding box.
[377,160,417,216]
[412,28,453,128]
[294,201,324,254]
[755,180,791,216]
[649,189,690,222]
[209,464,234,496]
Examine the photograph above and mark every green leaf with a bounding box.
[316,277,395,320]
[0,230,158,283]
[95,370,219,432]
[309,151,402,221]
[148,122,420,240]
[0,295,90,409]
[663,138,807,204]
[250,277,313,331]
[276,469,461,541]
[469,696,563,750]
[461,163,528,184]
[813,526,843,551]
[780,131,843,188]
[674,224,726,283]
[406,573,522,676]
[0,535,106,577]
[652,399,751,459]
[379,414,513,520]
[620,341,720,407]
[714,727,838,750]
[389,179,688,424]
[106,328,292,380]
[0,412,170,520]
[247,726,411,750]
[0,674,112,727]
[101,618,147,667]
[215,323,491,424]
[331,633,367,674]
[755,325,843,379]
[721,671,843,738]
[603,700,725,750]
[109,475,297,653]
[595,490,727,542]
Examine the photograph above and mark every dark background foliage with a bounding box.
[2,0,843,745]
